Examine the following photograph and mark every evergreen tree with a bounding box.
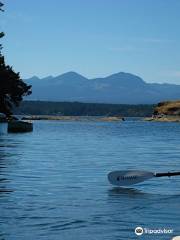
[0,1,31,117]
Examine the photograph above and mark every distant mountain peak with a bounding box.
[107,71,144,80]
[54,71,88,83]
[27,75,40,81]
[42,75,54,80]
[104,72,145,86]
[58,71,87,79]
[25,71,180,104]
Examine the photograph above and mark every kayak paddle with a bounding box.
[108,170,180,186]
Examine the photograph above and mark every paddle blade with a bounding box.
[108,170,154,186]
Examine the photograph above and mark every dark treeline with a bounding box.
[0,2,31,117]
[14,101,155,117]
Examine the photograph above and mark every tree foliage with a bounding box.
[0,1,31,116]
[15,101,155,117]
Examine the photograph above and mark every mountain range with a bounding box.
[25,72,180,104]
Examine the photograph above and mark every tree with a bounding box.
[0,1,31,117]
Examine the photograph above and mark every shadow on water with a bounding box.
[0,128,19,240]
[107,187,156,210]
[108,187,146,196]
[108,187,180,201]
[0,134,21,197]
[0,123,7,135]
[107,186,180,218]
[0,178,13,196]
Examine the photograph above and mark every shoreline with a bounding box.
[144,116,180,122]
[21,115,124,122]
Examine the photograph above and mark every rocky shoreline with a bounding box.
[144,100,180,122]
[21,115,124,122]
[144,116,180,122]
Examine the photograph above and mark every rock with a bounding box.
[154,100,180,116]
[8,120,33,133]
[0,113,7,122]
[145,100,180,122]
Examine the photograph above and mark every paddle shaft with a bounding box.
[155,171,180,177]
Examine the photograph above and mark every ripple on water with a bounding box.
[0,120,180,239]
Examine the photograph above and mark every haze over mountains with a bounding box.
[25,72,180,104]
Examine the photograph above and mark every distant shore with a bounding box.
[21,115,124,122]
[144,100,180,122]
[144,116,180,122]
[14,101,154,117]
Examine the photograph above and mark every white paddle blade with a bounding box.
[108,170,154,186]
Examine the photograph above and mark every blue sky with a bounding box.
[1,0,180,83]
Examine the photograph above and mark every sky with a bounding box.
[1,0,180,84]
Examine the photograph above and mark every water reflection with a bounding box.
[0,135,21,197]
[108,187,146,196]
[0,123,7,135]
[108,186,180,198]
[107,187,180,239]
[0,178,13,197]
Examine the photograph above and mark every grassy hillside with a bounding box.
[154,100,180,116]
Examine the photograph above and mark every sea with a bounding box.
[0,119,180,240]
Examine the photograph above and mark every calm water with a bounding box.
[0,120,180,240]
